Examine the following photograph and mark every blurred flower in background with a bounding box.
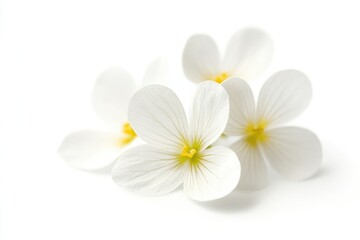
[182,28,274,84]
[58,58,167,170]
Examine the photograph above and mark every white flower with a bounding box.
[182,28,274,84]
[58,58,167,170]
[222,70,322,190]
[112,81,240,201]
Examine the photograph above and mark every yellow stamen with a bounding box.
[181,145,197,158]
[119,122,137,146]
[177,144,201,167]
[244,119,268,147]
[214,72,229,84]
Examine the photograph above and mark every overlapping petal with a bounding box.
[183,146,240,201]
[257,70,312,127]
[230,139,267,190]
[189,81,229,150]
[128,85,188,152]
[261,127,322,180]
[222,78,256,135]
[142,57,169,86]
[91,67,136,128]
[222,28,274,80]
[112,145,186,196]
[182,34,221,83]
[58,130,122,170]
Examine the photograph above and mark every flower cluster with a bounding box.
[59,28,322,202]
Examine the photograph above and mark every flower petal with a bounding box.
[230,139,267,190]
[182,34,221,83]
[212,135,240,148]
[189,81,229,150]
[58,130,123,170]
[262,127,322,180]
[142,57,169,86]
[257,70,312,127]
[222,78,256,136]
[183,146,240,201]
[112,145,186,196]
[91,67,136,128]
[128,85,188,152]
[222,28,274,80]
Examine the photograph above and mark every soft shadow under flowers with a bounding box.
[304,165,330,181]
[80,162,115,175]
[195,189,268,213]
[196,160,333,213]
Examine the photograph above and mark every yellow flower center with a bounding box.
[178,145,201,167]
[181,145,197,158]
[119,122,137,146]
[244,120,268,147]
[213,72,229,84]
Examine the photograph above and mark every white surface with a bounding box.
[0,0,359,239]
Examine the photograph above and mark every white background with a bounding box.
[1,0,359,239]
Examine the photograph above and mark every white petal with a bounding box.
[91,67,136,127]
[182,34,221,83]
[58,130,123,170]
[142,57,169,86]
[189,81,229,150]
[257,70,312,127]
[222,78,256,136]
[112,145,186,196]
[222,28,274,80]
[183,146,240,201]
[212,135,240,148]
[262,127,322,180]
[230,139,267,190]
[128,85,188,152]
